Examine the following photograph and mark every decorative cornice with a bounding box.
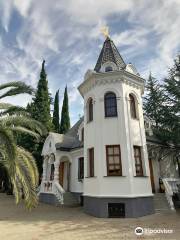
[78,70,145,97]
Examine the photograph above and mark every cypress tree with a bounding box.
[31,60,52,131]
[18,60,52,176]
[144,73,164,127]
[60,86,70,134]
[52,90,60,132]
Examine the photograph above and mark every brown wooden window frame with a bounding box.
[133,146,143,176]
[104,92,118,118]
[88,148,94,177]
[87,98,93,122]
[78,157,84,180]
[129,94,137,119]
[106,145,122,176]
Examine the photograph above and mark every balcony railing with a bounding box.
[43,180,53,192]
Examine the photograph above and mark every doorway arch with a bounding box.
[59,156,71,191]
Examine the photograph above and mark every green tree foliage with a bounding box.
[0,81,46,209]
[52,90,60,132]
[144,73,164,127]
[31,60,52,131]
[144,56,180,176]
[20,60,53,175]
[60,86,70,134]
[159,55,180,146]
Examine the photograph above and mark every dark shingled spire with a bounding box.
[94,37,126,72]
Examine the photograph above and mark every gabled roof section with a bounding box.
[55,117,84,151]
[94,37,126,72]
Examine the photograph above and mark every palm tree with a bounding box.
[0,82,47,209]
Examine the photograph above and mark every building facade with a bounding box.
[39,37,179,217]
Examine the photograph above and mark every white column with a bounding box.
[42,156,48,181]
[54,159,60,183]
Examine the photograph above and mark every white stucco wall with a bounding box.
[79,70,153,198]
[69,149,84,193]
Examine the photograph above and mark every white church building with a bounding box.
[39,36,180,218]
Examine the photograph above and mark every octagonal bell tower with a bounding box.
[78,36,154,218]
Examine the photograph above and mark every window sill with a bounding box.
[78,179,84,182]
[104,175,126,177]
[104,116,118,119]
[134,175,148,178]
[87,120,93,124]
[85,176,97,178]
[131,117,139,121]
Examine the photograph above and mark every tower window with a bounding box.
[78,157,84,180]
[87,98,93,122]
[105,66,113,72]
[104,92,118,117]
[129,94,137,119]
[81,128,84,142]
[106,145,122,176]
[88,148,94,177]
[133,146,143,176]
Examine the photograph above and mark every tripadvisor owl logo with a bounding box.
[135,227,144,236]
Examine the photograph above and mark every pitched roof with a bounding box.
[55,116,164,151]
[94,37,126,72]
[55,117,84,151]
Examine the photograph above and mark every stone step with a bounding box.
[62,192,80,207]
[153,193,171,212]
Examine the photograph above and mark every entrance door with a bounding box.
[149,158,155,193]
[59,162,64,187]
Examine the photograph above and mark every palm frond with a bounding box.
[10,126,40,139]
[0,127,16,160]
[0,81,35,99]
[1,115,47,136]
[0,81,45,210]
[17,146,39,185]
[0,103,13,109]
[1,146,39,209]
[0,106,29,116]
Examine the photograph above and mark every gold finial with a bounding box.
[101,26,109,38]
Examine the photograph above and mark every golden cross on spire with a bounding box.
[101,26,109,38]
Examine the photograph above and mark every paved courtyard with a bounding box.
[0,193,179,240]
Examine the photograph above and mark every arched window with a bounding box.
[105,66,113,72]
[129,94,137,119]
[104,92,117,117]
[87,98,93,122]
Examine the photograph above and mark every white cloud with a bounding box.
[0,0,180,123]
[60,0,134,25]
[14,0,33,17]
[0,1,13,32]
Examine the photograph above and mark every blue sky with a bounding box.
[0,0,179,125]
